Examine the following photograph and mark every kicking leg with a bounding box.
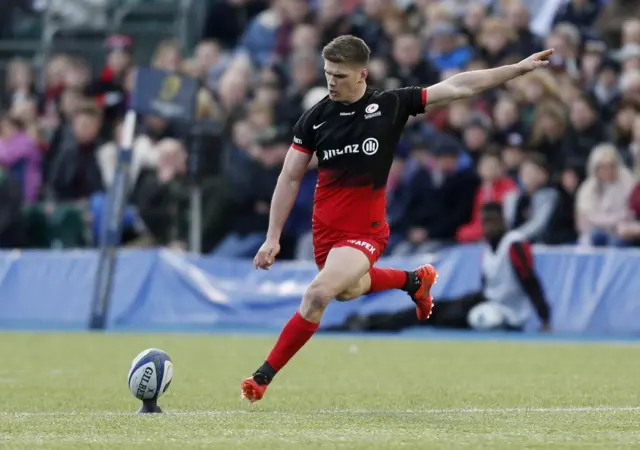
[335,265,438,321]
[241,246,371,402]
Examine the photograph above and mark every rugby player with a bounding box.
[241,35,553,402]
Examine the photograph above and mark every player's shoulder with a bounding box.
[295,94,331,129]
[371,86,424,99]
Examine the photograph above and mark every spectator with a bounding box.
[544,166,582,245]
[575,143,636,246]
[426,22,473,72]
[202,0,268,49]
[553,0,601,34]
[47,105,104,201]
[316,0,350,47]
[394,135,479,254]
[617,180,640,245]
[477,17,518,67]
[387,33,440,89]
[503,153,558,242]
[562,93,608,171]
[457,150,517,243]
[527,100,568,178]
[0,166,23,248]
[461,2,487,49]
[152,40,183,72]
[4,58,37,108]
[135,139,189,247]
[0,114,42,203]
[211,126,290,257]
[462,112,494,167]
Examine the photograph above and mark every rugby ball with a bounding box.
[127,348,173,400]
[467,302,505,331]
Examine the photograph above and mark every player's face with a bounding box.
[324,60,366,103]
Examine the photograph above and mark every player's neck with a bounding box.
[340,83,367,105]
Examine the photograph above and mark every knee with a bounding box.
[301,282,333,318]
[335,288,357,302]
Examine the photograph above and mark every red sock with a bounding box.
[368,267,408,293]
[266,311,319,371]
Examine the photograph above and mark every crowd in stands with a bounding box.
[1,0,640,259]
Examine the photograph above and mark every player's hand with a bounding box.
[540,322,552,333]
[517,49,554,73]
[254,238,281,270]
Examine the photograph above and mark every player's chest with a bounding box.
[313,103,394,164]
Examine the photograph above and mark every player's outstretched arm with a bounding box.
[424,49,554,109]
[254,147,312,270]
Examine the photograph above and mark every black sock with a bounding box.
[253,361,277,385]
[402,270,421,295]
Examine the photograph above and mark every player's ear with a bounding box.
[359,68,368,83]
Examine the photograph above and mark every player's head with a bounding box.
[322,35,370,103]
[481,202,506,241]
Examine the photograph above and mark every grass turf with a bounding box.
[0,332,639,449]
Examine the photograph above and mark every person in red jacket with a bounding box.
[457,150,517,243]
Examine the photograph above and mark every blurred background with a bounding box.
[1,0,640,335]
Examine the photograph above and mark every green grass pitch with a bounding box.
[0,332,639,449]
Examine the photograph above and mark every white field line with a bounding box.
[1,406,639,417]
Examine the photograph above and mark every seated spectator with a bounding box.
[562,93,608,171]
[152,39,183,73]
[393,135,479,254]
[527,99,568,179]
[576,143,637,246]
[544,165,583,245]
[461,112,494,167]
[0,113,42,203]
[612,100,638,164]
[476,17,518,68]
[457,151,517,243]
[96,118,158,195]
[3,58,38,108]
[0,166,24,248]
[135,139,189,248]
[553,0,601,34]
[426,22,473,72]
[211,126,289,258]
[329,203,551,333]
[503,153,558,242]
[501,133,526,182]
[386,33,439,89]
[47,105,104,201]
[617,181,640,245]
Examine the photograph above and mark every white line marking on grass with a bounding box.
[1,406,639,417]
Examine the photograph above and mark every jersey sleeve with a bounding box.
[390,86,427,119]
[291,109,315,154]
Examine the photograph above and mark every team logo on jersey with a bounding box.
[362,138,379,155]
[365,104,379,114]
[364,103,382,119]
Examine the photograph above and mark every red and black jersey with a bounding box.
[291,86,427,234]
